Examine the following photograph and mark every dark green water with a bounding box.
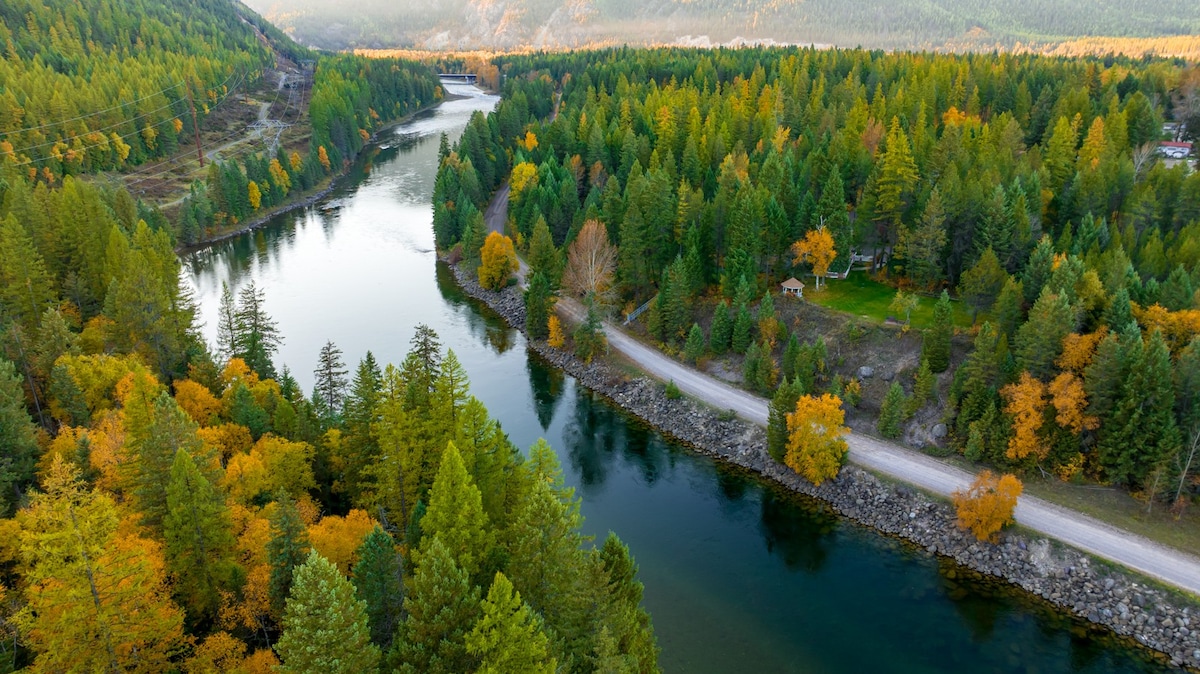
[185,84,1173,673]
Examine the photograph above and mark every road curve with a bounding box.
[482,181,1200,597]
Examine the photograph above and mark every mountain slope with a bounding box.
[247,0,1200,51]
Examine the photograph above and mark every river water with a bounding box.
[185,83,1171,673]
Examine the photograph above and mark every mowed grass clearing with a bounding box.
[801,271,973,329]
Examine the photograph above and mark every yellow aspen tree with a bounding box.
[317,146,331,172]
[1001,371,1047,462]
[953,470,1023,542]
[248,181,262,210]
[307,510,377,575]
[791,227,837,289]
[785,394,849,485]
[478,232,517,291]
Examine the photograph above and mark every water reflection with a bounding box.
[758,486,837,573]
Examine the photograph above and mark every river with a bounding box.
[184,83,1171,673]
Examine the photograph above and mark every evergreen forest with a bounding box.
[435,46,1200,503]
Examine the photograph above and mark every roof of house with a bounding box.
[781,277,806,290]
[1160,141,1193,149]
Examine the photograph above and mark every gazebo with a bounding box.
[780,277,805,298]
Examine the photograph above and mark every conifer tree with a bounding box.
[878,382,907,439]
[922,290,953,373]
[768,377,803,462]
[528,217,562,286]
[234,281,282,378]
[0,215,56,335]
[216,283,238,361]
[908,359,935,416]
[128,391,209,531]
[0,357,37,515]
[352,526,404,650]
[164,449,241,624]
[597,533,659,672]
[731,302,754,354]
[1015,288,1075,380]
[958,248,1007,321]
[466,572,557,674]
[313,340,348,418]
[709,300,733,354]
[992,276,1025,339]
[392,537,482,674]
[417,442,492,579]
[683,324,706,363]
[276,551,380,674]
[1102,331,1182,488]
[525,271,554,340]
[268,491,312,617]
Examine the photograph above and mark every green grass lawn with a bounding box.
[801,271,973,329]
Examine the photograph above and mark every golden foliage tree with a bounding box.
[16,458,187,672]
[510,162,539,200]
[784,394,849,485]
[1048,372,1099,434]
[791,227,837,290]
[1056,329,1107,373]
[248,181,262,210]
[308,509,377,575]
[478,232,518,291]
[317,146,331,172]
[547,314,565,349]
[174,379,222,426]
[953,470,1023,542]
[1001,371,1047,462]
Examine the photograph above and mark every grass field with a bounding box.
[801,272,973,329]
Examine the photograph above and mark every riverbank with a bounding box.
[175,94,459,254]
[446,258,1200,671]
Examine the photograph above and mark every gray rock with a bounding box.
[858,366,874,379]
[932,423,948,439]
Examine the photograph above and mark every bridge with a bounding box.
[438,73,478,83]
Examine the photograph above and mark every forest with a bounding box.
[248,0,1200,53]
[0,168,658,668]
[0,1,657,670]
[435,46,1200,506]
[173,53,443,245]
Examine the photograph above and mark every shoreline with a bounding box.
[444,257,1200,671]
[175,94,460,255]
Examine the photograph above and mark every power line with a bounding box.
[0,81,185,138]
[4,70,249,169]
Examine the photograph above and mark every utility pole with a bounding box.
[187,84,204,168]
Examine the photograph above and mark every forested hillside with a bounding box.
[248,0,1200,52]
[0,0,286,177]
[436,47,1200,506]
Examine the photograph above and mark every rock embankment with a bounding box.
[447,260,1200,671]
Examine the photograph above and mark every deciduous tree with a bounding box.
[1001,372,1048,462]
[953,471,1023,542]
[791,227,837,289]
[478,232,517,291]
[785,394,849,485]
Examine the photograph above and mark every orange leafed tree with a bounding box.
[953,470,1023,542]
[317,146,331,172]
[1048,372,1099,434]
[1001,371,1047,462]
[1056,329,1107,373]
[174,379,222,427]
[785,394,849,485]
[308,509,377,575]
[478,232,517,291]
[563,219,617,305]
[791,227,837,289]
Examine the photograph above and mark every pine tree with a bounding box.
[958,248,1007,321]
[683,323,706,363]
[268,491,312,617]
[871,118,920,245]
[1015,288,1076,380]
[992,276,1025,339]
[709,300,733,354]
[164,449,240,624]
[731,302,754,354]
[878,382,907,439]
[923,290,953,373]
[525,271,554,340]
[276,551,380,674]
[312,340,349,419]
[391,537,482,674]
[417,442,492,580]
[897,188,948,289]
[768,377,803,462]
[466,572,557,674]
[528,217,562,286]
[235,281,282,378]
[908,359,935,416]
[352,526,404,650]
[597,533,659,672]
[1022,237,1056,305]
[1102,331,1182,488]
[127,391,209,531]
[0,357,38,515]
[0,215,57,335]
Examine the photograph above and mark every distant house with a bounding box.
[1158,141,1193,159]
[781,277,805,298]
